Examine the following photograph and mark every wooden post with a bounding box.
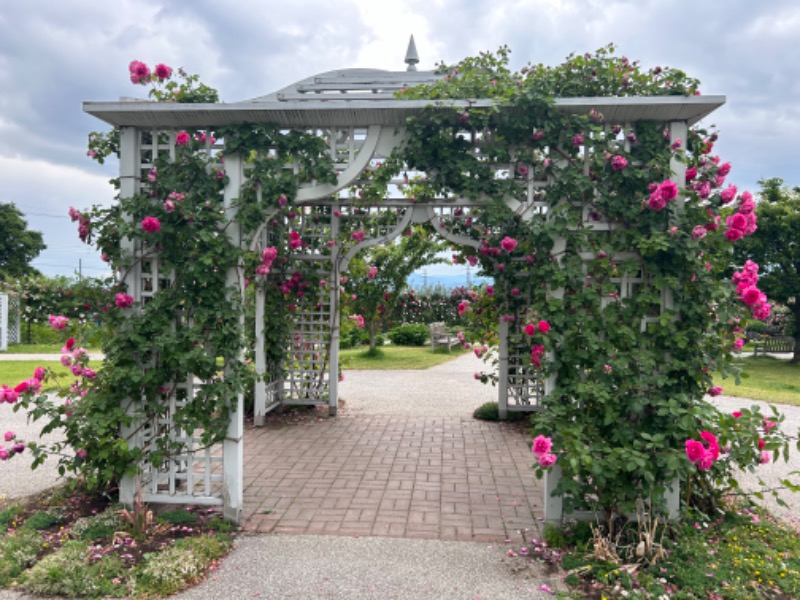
[222,152,244,523]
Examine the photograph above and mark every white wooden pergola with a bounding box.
[84,46,724,522]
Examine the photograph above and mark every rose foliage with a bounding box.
[3,48,798,521]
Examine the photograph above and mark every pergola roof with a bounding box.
[84,67,725,129]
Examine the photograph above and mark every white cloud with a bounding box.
[1,0,799,279]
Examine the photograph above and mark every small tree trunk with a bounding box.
[368,322,379,353]
[791,303,800,364]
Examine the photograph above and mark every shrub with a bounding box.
[19,540,126,598]
[0,530,43,586]
[388,323,429,346]
[473,401,500,421]
[130,534,232,596]
[21,510,65,531]
[158,509,199,526]
[70,509,121,541]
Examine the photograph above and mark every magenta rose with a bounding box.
[115,293,135,308]
[175,131,191,146]
[537,453,558,468]
[499,236,518,252]
[685,439,705,463]
[141,216,161,233]
[532,435,552,455]
[154,63,172,80]
[48,315,69,331]
[537,320,550,334]
[610,155,628,171]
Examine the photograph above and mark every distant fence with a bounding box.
[0,293,20,350]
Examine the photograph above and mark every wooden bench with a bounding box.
[752,336,795,356]
[429,322,459,351]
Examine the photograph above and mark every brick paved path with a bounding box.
[242,414,544,542]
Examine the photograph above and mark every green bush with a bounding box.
[130,534,232,596]
[388,323,429,346]
[473,401,500,421]
[19,540,126,598]
[0,530,43,586]
[21,510,65,531]
[70,509,121,541]
[158,509,199,526]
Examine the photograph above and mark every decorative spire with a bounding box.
[405,35,419,71]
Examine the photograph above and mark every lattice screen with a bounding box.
[139,380,224,503]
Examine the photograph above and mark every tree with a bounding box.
[0,203,46,281]
[733,178,800,362]
[343,227,446,352]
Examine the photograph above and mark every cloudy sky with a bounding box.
[1,0,798,281]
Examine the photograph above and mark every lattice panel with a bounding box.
[139,380,224,502]
[507,345,547,410]
[281,293,333,404]
[138,129,224,191]
[337,203,410,240]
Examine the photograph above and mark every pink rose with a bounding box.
[691,226,707,240]
[524,323,536,336]
[537,320,550,334]
[696,451,715,471]
[685,167,698,182]
[724,228,743,242]
[760,451,771,465]
[537,453,558,468]
[4,431,15,442]
[175,131,191,146]
[571,133,584,148]
[685,439,705,463]
[351,230,366,243]
[128,60,150,84]
[610,155,628,171]
[720,184,737,204]
[707,386,723,397]
[732,411,743,419]
[115,293,134,308]
[141,216,161,233]
[33,366,46,381]
[154,63,172,80]
[532,435,552,455]
[733,338,744,350]
[659,180,679,201]
[163,200,175,213]
[647,194,667,211]
[499,236,518,252]
[49,315,69,331]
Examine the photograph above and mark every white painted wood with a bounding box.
[0,294,7,351]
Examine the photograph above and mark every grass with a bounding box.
[0,483,234,598]
[0,360,74,390]
[339,344,470,370]
[714,355,800,406]
[525,506,800,598]
[0,343,67,354]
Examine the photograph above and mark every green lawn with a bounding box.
[339,345,469,370]
[713,355,800,406]
[0,360,74,390]
[1,343,97,354]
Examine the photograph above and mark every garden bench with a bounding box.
[429,322,459,351]
[752,336,795,356]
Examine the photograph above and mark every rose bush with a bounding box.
[5,47,796,528]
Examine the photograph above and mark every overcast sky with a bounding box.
[1,0,798,280]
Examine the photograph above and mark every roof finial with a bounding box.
[405,35,419,71]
